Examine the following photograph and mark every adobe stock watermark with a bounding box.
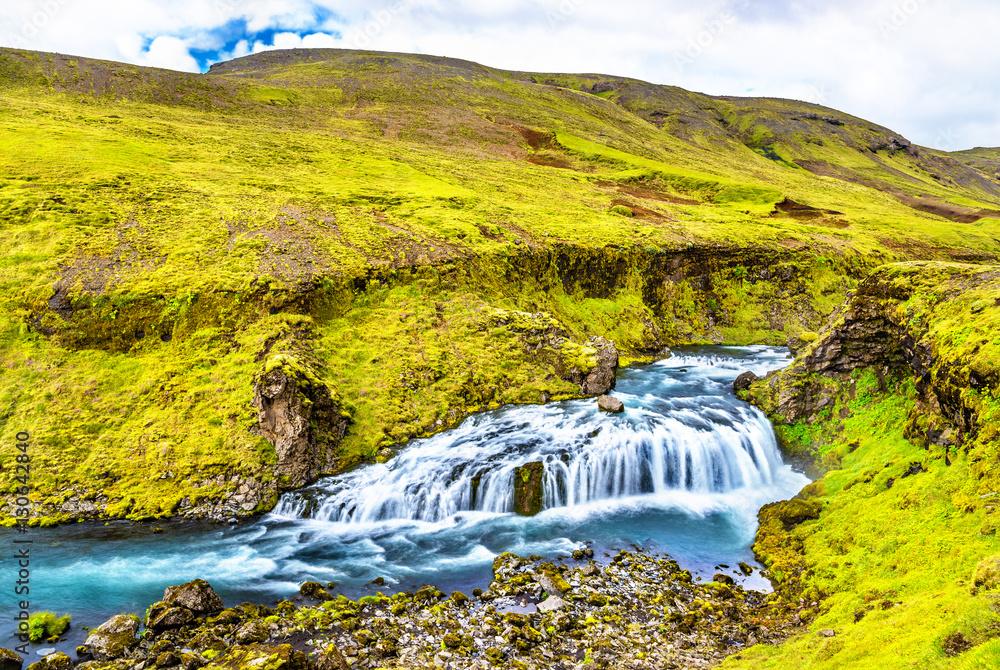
[4,0,72,49]
[546,0,589,30]
[878,0,929,40]
[803,84,831,106]
[12,430,32,656]
[673,1,748,74]
[347,2,406,49]
[933,126,961,152]
[214,0,243,21]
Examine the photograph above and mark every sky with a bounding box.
[1,0,997,151]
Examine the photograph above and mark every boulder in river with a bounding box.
[24,652,71,670]
[163,578,224,614]
[513,461,545,516]
[84,614,140,661]
[733,370,761,392]
[0,648,22,670]
[597,395,625,412]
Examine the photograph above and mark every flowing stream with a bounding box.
[1,346,808,655]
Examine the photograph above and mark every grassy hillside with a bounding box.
[2,46,1000,526]
[730,262,1000,668]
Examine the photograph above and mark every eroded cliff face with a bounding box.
[251,367,349,490]
[4,242,860,525]
[743,262,1000,459]
[729,261,1000,669]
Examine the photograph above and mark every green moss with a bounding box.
[1,48,1000,525]
[27,611,71,642]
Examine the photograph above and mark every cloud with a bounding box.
[0,0,998,149]
[135,35,201,72]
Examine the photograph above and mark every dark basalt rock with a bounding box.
[513,461,545,516]
[733,370,760,392]
[146,603,194,632]
[0,648,22,670]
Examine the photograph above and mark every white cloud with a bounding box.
[0,0,998,148]
[136,35,201,72]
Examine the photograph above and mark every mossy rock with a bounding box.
[84,614,140,661]
[609,205,634,217]
[202,644,311,670]
[25,653,72,670]
[973,555,1000,590]
[513,461,545,516]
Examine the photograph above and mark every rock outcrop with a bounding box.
[513,462,545,516]
[558,337,619,396]
[252,364,350,490]
[741,262,1000,455]
[163,578,225,614]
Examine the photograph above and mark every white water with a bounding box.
[0,345,808,656]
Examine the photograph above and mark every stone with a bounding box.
[536,595,568,612]
[155,652,180,667]
[201,644,311,670]
[251,367,349,490]
[163,579,224,614]
[597,395,624,413]
[146,604,194,632]
[25,653,71,670]
[299,581,332,601]
[538,571,570,596]
[316,643,349,670]
[233,619,269,645]
[733,370,760,392]
[513,461,545,516]
[0,648,21,670]
[713,573,735,586]
[819,629,836,637]
[84,614,140,661]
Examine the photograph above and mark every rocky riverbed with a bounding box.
[7,547,809,670]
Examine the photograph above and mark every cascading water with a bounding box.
[272,382,786,524]
[0,345,808,655]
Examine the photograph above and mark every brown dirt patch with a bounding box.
[610,198,672,222]
[56,220,165,297]
[518,127,557,151]
[598,180,700,206]
[898,195,1000,224]
[528,153,574,169]
[770,197,843,219]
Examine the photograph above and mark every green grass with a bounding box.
[729,262,1000,668]
[1,47,1000,525]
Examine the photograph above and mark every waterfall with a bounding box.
[271,350,792,525]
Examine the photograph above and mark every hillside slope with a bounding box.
[1,47,1000,525]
